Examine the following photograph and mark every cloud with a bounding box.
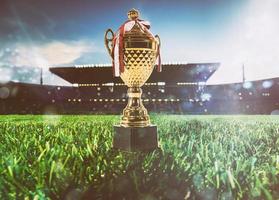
[161,0,279,84]
[12,40,99,68]
[0,39,102,85]
[0,68,13,84]
[207,0,279,84]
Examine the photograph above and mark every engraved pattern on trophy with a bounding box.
[121,48,156,87]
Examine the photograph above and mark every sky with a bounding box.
[0,0,279,85]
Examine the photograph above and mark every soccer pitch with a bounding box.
[0,115,278,199]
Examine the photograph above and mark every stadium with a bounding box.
[1,63,278,115]
[1,0,279,199]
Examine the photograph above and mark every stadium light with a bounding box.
[262,80,273,89]
[201,93,211,101]
[243,82,253,89]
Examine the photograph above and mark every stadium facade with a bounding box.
[0,63,278,114]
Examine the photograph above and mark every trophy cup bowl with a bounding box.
[104,9,161,151]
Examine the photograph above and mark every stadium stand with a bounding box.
[0,63,278,114]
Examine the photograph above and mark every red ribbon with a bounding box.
[112,19,162,76]
[119,23,126,74]
[112,36,116,77]
[156,44,161,72]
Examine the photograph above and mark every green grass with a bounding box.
[0,115,278,199]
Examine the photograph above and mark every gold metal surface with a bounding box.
[120,48,156,87]
[105,9,160,127]
[127,8,139,20]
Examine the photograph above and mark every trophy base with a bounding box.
[113,125,158,151]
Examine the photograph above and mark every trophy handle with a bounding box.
[104,29,114,59]
[155,34,161,56]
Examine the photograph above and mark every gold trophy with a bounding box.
[105,9,161,151]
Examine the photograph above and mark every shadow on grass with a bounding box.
[62,149,192,200]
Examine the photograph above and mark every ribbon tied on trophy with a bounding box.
[105,8,161,77]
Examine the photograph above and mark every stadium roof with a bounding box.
[49,63,220,84]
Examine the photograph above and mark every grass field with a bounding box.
[0,115,278,200]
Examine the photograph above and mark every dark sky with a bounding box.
[0,0,278,84]
[0,0,243,44]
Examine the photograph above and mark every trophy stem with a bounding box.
[120,87,151,127]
